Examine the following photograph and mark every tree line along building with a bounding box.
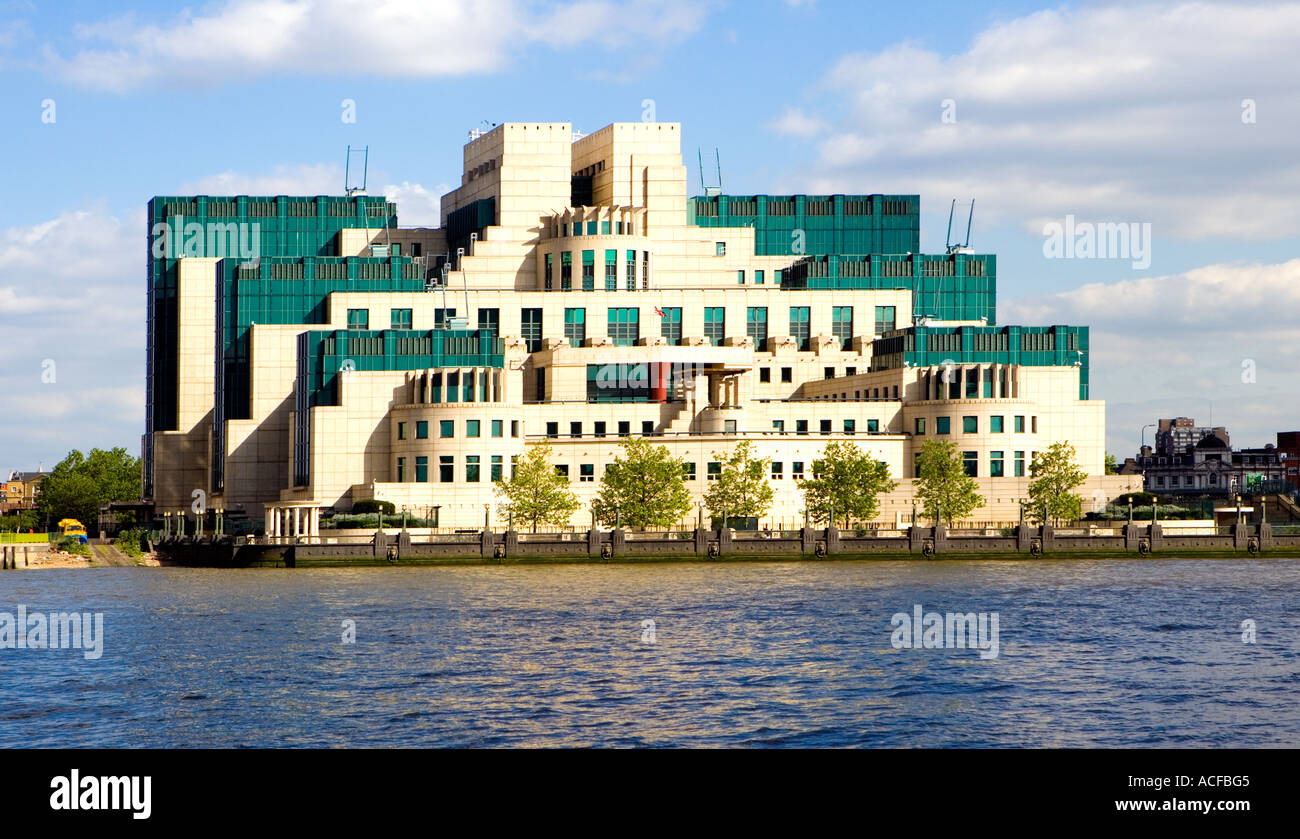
[144,121,1138,535]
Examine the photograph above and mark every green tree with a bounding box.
[493,441,581,532]
[798,441,899,528]
[0,510,39,533]
[37,447,141,529]
[1028,442,1089,525]
[703,440,774,523]
[592,436,693,529]
[914,439,985,526]
[1104,453,1119,474]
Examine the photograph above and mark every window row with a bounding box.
[913,415,1038,435]
[912,450,1036,479]
[397,418,521,440]
[544,250,651,292]
[397,454,505,483]
[558,220,635,237]
[770,419,881,435]
[543,306,867,350]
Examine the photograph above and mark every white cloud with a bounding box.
[1001,258,1300,456]
[381,181,450,228]
[767,106,828,138]
[784,1,1300,241]
[0,207,144,471]
[178,163,343,197]
[46,0,713,92]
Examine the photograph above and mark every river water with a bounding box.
[1,559,1297,747]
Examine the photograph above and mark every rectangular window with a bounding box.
[546,422,558,438]
[397,457,406,482]
[963,416,978,433]
[965,369,979,399]
[477,308,499,337]
[846,367,856,376]
[790,307,810,350]
[580,463,595,482]
[626,250,636,290]
[467,420,480,438]
[704,307,725,345]
[737,270,745,285]
[936,416,951,434]
[772,420,784,433]
[570,421,582,438]
[438,455,452,483]
[781,367,793,383]
[555,464,569,482]
[586,221,597,235]
[391,308,412,329]
[832,306,853,350]
[874,305,896,336]
[660,306,682,344]
[759,368,771,383]
[793,461,805,481]
[415,456,428,482]
[521,308,543,352]
[594,421,606,437]
[771,461,783,479]
[746,307,767,349]
[564,307,586,346]
[466,456,480,483]
[397,422,407,440]
[416,420,429,439]
[983,367,993,398]
[682,462,696,480]
[963,451,978,477]
[707,462,721,481]
[867,419,879,433]
[755,270,765,285]
[438,420,452,438]
[582,250,595,292]
[534,368,544,402]
[544,253,553,291]
[609,307,639,346]
[347,308,369,329]
[600,221,610,235]
[605,249,617,291]
[642,252,650,290]
[643,420,655,436]
[1014,415,1025,433]
[915,418,926,435]
[844,419,856,434]
[990,451,1005,478]
[491,455,503,482]
[991,416,1004,433]
[1032,416,1038,434]
[561,251,572,291]
[724,420,737,434]
[434,308,456,330]
[511,420,519,437]
[715,242,726,256]
[820,419,832,435]
[618,421,630,437]
[825,367,835,379]
[796,420,809,435]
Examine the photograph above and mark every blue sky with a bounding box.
[2,0,1298,473]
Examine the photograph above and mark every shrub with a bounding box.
[58,538,90,556]
[350,500,396,515]
[114,527,148,557]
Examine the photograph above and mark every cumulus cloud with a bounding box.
[783,1,1300,241]
[0,207,143,470]
[767,107,828,138]
[1001,258,1300,457]
[46,0,713,92]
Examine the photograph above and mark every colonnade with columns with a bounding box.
[265,505,321,541]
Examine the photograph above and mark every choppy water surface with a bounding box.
[1,559,1297,747]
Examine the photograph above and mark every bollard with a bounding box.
[24,546,29,567]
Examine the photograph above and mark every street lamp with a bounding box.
[1141,423,1157,451]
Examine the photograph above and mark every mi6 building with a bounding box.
[143,121,1136,534]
